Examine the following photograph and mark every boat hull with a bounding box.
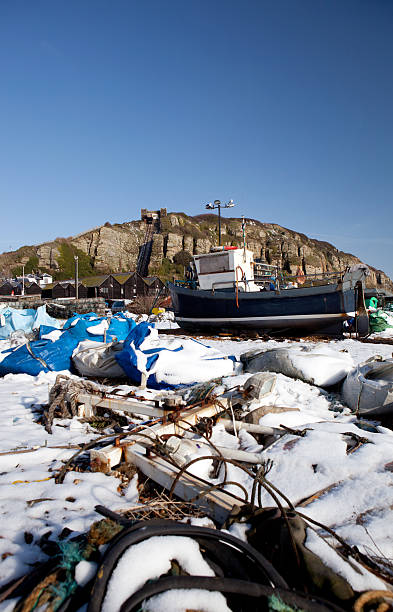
[168,282,362,335]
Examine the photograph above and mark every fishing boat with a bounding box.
[168,246,369,336]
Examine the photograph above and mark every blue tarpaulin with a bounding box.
[62,312,136,343]
[0,311,235,387]
[115,322,182,387]
[0,333,81,376]
[115,322,235,389]
[0,312,136,377]
[0,306,61,340]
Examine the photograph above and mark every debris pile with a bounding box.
[1,306,393,610]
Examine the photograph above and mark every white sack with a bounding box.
[241,345,353,387]
[342,357,393,416]
[72,340,126,378]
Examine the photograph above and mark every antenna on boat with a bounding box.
[241,216,246,261]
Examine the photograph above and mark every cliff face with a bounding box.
[0,212,391,291]
[72,224,143,271]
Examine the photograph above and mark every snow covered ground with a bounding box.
[0,364,138,593]
[0,324,393,608]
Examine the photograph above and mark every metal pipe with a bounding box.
[213,446,266,464]
[74,255,79,300]
[218,204,221,246]
[242,215,246,261]
[220,419,283,436]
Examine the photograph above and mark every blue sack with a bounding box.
[63,313,135,343]
[65,318,105,342]
[115,322,235,390]
[115,322,184,388]
[62,312,99,330]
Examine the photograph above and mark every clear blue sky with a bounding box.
[1,0,392,277]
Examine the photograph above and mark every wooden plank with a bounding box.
[90,445,123,473]
[77,393,169,418]
[128,443,238,524]
[296,481,343,508]
[77,397,94,418]
[123,399,229,449]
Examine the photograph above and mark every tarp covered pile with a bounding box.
[0,305,61,339]
[0,310,234,388]
[0,311,136,378]
[115,322,234,389]
[364,298,393,334]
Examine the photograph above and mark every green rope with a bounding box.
[30,587,46,611]
[268,594,305,612]
[50,540,85,610]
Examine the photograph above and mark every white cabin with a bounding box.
[193,248,267,292]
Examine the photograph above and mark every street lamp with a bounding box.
[205,199,235,246]
[74,256,79,300]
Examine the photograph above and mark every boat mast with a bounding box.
[241,216,246,262]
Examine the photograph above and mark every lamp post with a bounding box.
[22,264,25,296]
[74,256,79,300]
[205,199,235,246]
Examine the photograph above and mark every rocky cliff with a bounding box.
[0,212,391,291]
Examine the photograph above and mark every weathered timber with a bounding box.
[128,443,237,524]
[90,398,228,471]
[76,393,169,419]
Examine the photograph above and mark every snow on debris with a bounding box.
[0,328,393,603]
[0,367,138,588]
[102,535,224,612]
[140,589,232,612]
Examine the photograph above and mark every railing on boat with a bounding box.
[173,268,345,291]
[253,262,280,290]
[253,262,344,287]
[280,270,344,288]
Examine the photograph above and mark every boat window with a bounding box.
[199,253,230,274]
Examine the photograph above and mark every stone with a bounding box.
[165,233,183,259]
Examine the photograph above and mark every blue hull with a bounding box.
[168,282,362,335]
